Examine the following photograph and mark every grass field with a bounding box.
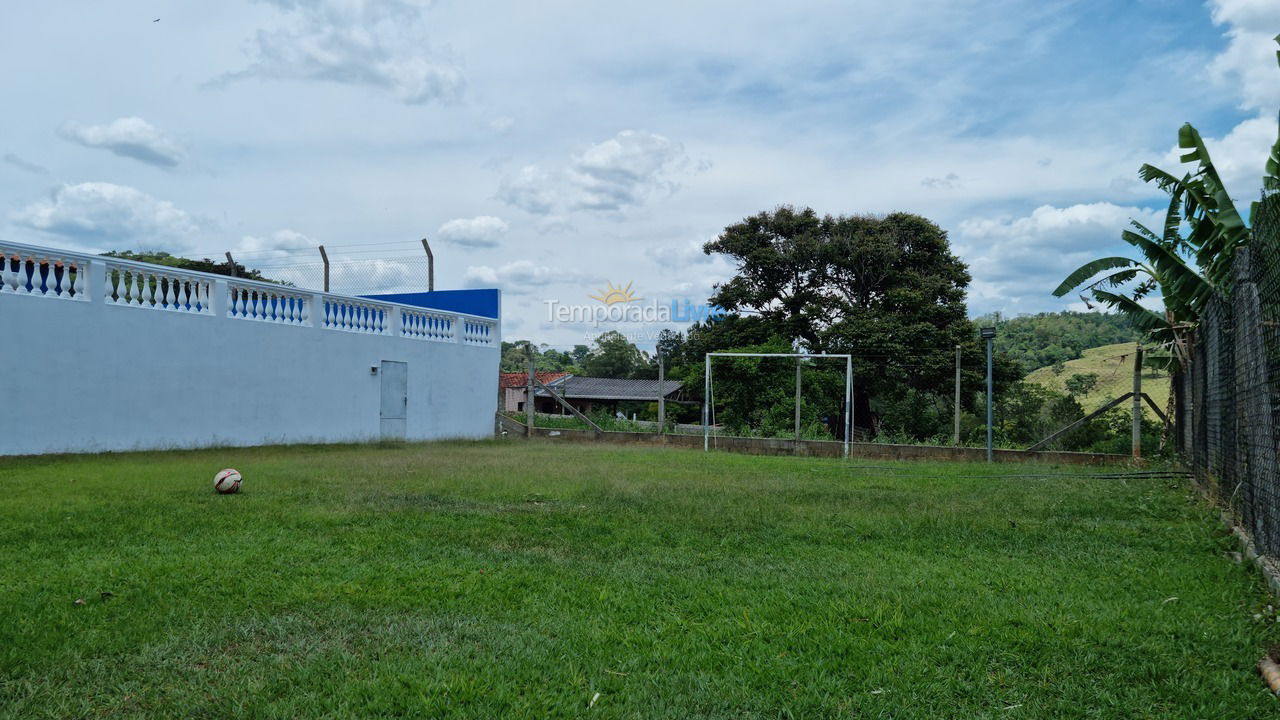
[2,441,1276,718]
[1027,342,1171,420]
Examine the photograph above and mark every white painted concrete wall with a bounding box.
[0,242,500,455]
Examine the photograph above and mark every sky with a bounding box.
[1,0,1277,349]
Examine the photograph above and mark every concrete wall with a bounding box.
[0,242,500,455]
[510,420,1129,465]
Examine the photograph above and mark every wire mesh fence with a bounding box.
[1179,190,1280,555]
[252,257,433,297]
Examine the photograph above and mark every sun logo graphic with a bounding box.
[590,281,641,306]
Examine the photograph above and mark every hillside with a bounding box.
[1026,342,1170,420]
[975,311,1141,372]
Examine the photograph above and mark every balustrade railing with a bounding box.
[105,262,214,314]
[323,297,390,334]
[462,318,496,345]
[401,307,455,341]
[228,283,309,325]
[0,245,89,300]
[2,240,498,346]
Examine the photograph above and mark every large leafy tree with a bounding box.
[704,208,1004,434]
[581,331,650,378]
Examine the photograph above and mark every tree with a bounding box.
[703,207,828,348]
[705,208,988,435]
[581,331,649,378]
[103,250,281,284]
[1063,373,1099,398]
[499,341,581,373]
[1051,361,1067,376]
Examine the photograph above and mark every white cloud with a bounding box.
[645,239,714,269]
[11,182,200,250]
[1207,0,1280,113]
[489,116,514,133]
[59,117,185,168]
[462,260,559,293]
[955,202,1163,311]
[1172,1,1280,203]
[567,130,687,211]
[436,215,508,248]
[498,130,690,215]
[497,165,559,215]
[216,0,464,105]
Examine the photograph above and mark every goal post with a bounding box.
[703,352,854,458]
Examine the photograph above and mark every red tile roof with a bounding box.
[499,371,570,389]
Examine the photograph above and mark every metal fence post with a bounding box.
[981,327,996,462]
[1132,344,1143,459]
[318,245,330,293]
[954,344,961,446]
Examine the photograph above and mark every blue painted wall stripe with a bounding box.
[362,289,500,319]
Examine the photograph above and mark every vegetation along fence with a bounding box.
[1178,190,1280,556]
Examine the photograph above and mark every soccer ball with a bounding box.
[213,468,242,494]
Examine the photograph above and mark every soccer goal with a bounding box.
[703,353,854,458]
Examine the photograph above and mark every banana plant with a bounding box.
[1053,191,1209,367]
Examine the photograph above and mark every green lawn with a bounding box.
[1,441,1276,718]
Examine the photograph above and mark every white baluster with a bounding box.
[0,253,13,294]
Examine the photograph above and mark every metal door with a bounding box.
[379,361,408,439]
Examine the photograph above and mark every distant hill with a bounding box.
[1026,343,1169,420]
[974,311,1142,372]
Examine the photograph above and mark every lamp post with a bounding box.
[980,327,996,462]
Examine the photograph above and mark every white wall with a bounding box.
[0,245,500,455]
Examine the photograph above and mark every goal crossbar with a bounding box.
[703,352,853,458]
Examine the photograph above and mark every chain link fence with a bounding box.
[1179,190,1280,555]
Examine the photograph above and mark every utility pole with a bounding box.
[657,349,666,434]
[954,344,962,446]
[421,238,434,292]
[224,252,238,278]
[981,327,996,462]
[525,343,535,435]
[318,245,330,292]
[1132,343,1144,459]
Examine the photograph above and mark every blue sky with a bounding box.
[1,0,1277,348]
